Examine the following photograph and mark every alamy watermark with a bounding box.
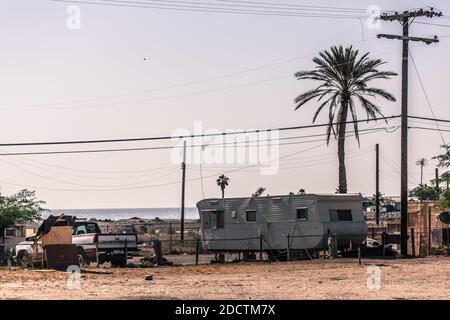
[171,121,280,175]
[366,5,381,30]
[366,265,381,290]
[67,265,81,289]
[67,5,81,30]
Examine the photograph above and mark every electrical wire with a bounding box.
[0,127,394,156]
[409,115,450,124]
[51,0,371,19]
[5,40,411,112]
[413,21,450,28]
[0,126,392,192]
[409,50,446,144]
[0,154,179,180]
[3,36,375,110]
[0,116,400,147]
[408,126,450,133]
[0,156,181,188]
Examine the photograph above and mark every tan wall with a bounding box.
[367,201,448,255]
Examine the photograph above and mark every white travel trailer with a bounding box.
[197,193,368,259]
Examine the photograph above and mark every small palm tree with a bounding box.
[294,45,397,193]
[415,158,428,185]
[216,174,230,198]
[433,144,450,168]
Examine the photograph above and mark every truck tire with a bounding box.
[77,248,88,266]
[16,251,30,268]
[111,254,127,268]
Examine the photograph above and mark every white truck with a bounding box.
[14,221,138,267]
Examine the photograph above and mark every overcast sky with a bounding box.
[0,0,449,209]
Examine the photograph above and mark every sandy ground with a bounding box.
[0,256,449,300]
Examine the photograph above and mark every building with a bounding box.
[1,222,39,246]
[197,193,368,258]
[366,201,449,255]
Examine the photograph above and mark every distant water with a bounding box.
[47,207,199,221]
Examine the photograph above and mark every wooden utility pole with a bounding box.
[377,8,441,256]
[375,144,380,225]
[180,140,187,243]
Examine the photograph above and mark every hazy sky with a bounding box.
[1,0,450,209]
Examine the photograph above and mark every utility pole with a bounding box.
[180,140,187,243]
[377,8,441,256]
[375,144,380,225]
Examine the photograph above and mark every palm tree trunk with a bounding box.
[221,188,224,198]
[337,102,348,194]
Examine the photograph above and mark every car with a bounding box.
[14,221,138,268]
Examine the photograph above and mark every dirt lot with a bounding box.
[0,256,449,300]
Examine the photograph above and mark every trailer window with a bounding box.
[4,228,15,238]
[329,209,353,221]
[203,210,224,229]
[216,211,225,229]
[296,208,308,221]
[246,210,257,222]
[202,211,211,229]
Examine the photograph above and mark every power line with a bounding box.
[51,0,370,19]
[5,156,177,175]
[409,115,450,124]
[122,0,371,14]
[4,39,413,112]
[409,118,450,129]
[0,156,180,188]
[187,146,373,169]
[22,74,291,111]
[0,155,179,180]
[408,126,450,133]
[0,127,393,157]
[0,115,400,147]
[409,50,446,144]
[4,36,375,110]
[190,148,373,173]
[413,21,450,28]
[216,0,371,13]
[0,127,388,191]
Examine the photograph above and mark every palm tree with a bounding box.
[294,45,397,193]
[415,158,428,185]
[433,144,450,168]
[216,174,230,198]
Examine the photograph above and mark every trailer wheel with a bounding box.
[16,251,29,268]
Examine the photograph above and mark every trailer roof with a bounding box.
[197,193,363,205]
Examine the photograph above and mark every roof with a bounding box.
[197,193,363,206]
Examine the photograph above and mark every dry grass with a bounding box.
[0,257,449,300]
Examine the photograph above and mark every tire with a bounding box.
[77,249,88,266]
[16,251,30,268]
[111,254,127,268]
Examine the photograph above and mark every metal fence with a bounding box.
[2,223,448,269]
[131,232,398,267]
